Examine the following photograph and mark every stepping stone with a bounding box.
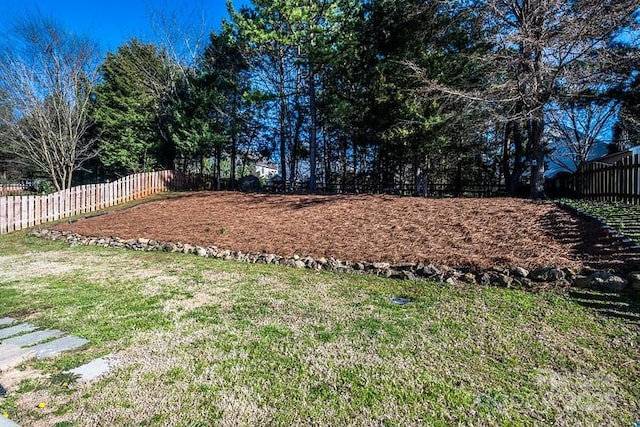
[0,317,15,327]
[0,416,21,427]
[31,336,89,359]
[0,344,35,371]
[2,330,63,347]
[0,324,37,340]
[66,354,121,383]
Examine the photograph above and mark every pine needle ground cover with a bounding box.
[53,192,638,272]
[0,232,639,426]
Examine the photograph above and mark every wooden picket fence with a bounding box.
[0,183,29,196]
[551,151,640,203]
[0,170,195,235]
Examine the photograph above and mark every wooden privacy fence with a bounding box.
[0,170,195,235]
[552,151,640,203]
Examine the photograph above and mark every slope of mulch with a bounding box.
[52,192,640,272]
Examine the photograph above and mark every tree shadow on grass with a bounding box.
[539,207,640,274]
[568,289,640,325]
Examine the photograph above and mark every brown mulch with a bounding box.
[52,192,640,272]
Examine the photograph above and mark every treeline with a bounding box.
[1,1,639,197]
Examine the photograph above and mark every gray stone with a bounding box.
[137,237,150,245]
[354,262,365,271]
[572,275,592,288]
[0,344,34,371]
[561,267,577,279]
[510,267,529,278]
[66,354,120,383]
[264,254,275,264]
[392,262,415,271]
[460,273,477,284]
[495,273,513,288]
[445,277,457,285]
[390,297,412,305]
[293,260,306,269]
[626,271,640,282]
[383,269,400,278]
[589,271,627,291]
[401,270,418,281]
[317,257,327,265]
[0,414,21,427]
[478,272,496,286]
[373,262,391,270]
[32,336,89,359]
[530,267,565,282]
[2,329,62,347]
[0,317,15,327]
[0,324,38,340]
[196,247,208,257]
[420,265,441,277]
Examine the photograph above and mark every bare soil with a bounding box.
[53,192,640,272]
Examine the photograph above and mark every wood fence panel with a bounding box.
[0,171,183,234]
[565,154,640,204]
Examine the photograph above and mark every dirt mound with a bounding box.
[53,192,640,272]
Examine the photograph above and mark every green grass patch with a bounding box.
[0,231,639,425]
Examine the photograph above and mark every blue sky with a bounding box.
[0,0,246,54]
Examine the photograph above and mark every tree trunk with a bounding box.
[278,53,287,192]
[506,120,526,196]
[215,146,222,191]
[230,97,237,191]
[308,66,317,194]
[528,115,546,199]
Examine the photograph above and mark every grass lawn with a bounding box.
[0,231,639,426]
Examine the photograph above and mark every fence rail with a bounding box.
[549,152,640,203]
[0,170,192,235]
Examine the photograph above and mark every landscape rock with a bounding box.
[420,265,441,277]
[589,271,627,291]
[510,267,529,278]
[627,272,640,291]
[495,273,513,288]
[196,247,208,257]
[392,262,415,271]
[572,275,592,288]
[478,271,497,286]
[32,228,634,292]
[530,267,565,282]
[372,262,391,270]
[401,270,418,281]
[460,273,477,285]
[445,277,457,285]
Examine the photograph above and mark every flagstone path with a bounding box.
[0,317,89,372]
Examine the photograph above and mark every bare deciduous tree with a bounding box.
[0,13,100,191]
[546,97,619,173]
[414,0,640,198]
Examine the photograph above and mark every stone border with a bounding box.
[31,229,640,293]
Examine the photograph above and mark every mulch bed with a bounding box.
[52,192,640,272]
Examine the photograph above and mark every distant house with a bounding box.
[253,161,279,180]
[583,145,640,166]
[544,125,612,179]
